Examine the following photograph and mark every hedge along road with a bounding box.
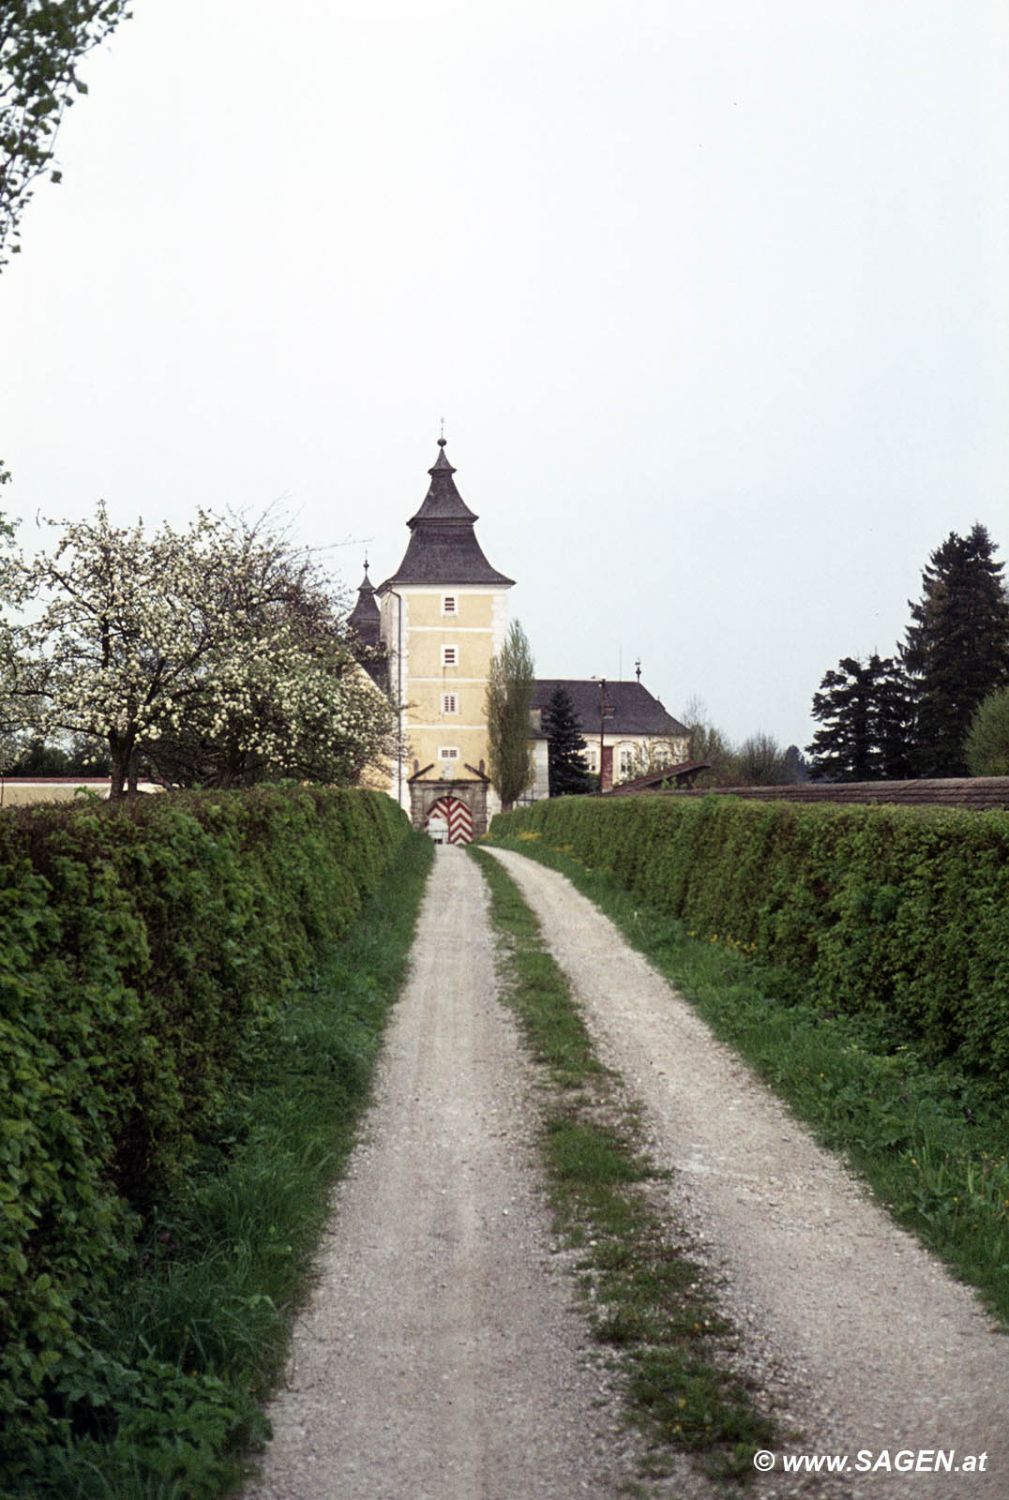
[485,846,1009,1499]
[246,845,660,1500]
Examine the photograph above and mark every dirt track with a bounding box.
[246,846,650,1500]
[488,846,1009,1498]
[249,844,1009,1500]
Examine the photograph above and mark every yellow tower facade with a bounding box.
[377,441,514,836]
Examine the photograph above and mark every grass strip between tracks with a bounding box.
[484,834,1009,1330]
[471,845,776,1486]
[27,832,435,1500]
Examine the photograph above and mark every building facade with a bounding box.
[528,680,690,797]
[350,441,689,840]
[375,439,514,836]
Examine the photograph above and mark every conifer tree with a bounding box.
[782,745,810,782]
[807,655,912,781]
[901,524,1009,776]
[542,685,592,796]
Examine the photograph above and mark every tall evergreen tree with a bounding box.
[874,660,916,779]
[807,654,912,781]
[901,524,1009,776]
[542,685,592,796]
[782,744,810,782]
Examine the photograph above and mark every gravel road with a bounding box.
[246,846,652,1500]
[487,846,1009,1499]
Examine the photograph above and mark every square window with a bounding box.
[441,693,458,714]
[442,645,458,667]
[442,595,457,615]
[439,746,459,760]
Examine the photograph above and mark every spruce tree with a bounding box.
[807,655,912,781]
[782,744,810,782]
[901,524,1009,776]
[542,686,592,796]
[874,660,916,779]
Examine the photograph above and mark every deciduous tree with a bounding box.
[678,697,737,785]
[965,686,1009,777]
[486,619,535,810]
[735,731,790,786]
[0,510,30,768]
[1,1,131,267]
[24,505,395,795]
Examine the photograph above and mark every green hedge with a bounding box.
[1,786,407,1464]
[492,796,1009,1076]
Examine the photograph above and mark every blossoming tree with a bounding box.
[25,505,395,796]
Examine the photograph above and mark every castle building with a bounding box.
[375,439,514,838]
[351,440,688,842]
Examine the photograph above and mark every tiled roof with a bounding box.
[663,778,1009,810]
[606,761,711,794]
[531,680,689,739]
[406,444,477,526]
[348,565,381,646]
[380,441,514,590]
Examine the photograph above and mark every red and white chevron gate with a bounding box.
[426,795,473,845]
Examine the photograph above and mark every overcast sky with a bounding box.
[2,0,1007,748]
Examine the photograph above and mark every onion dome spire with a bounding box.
[348,558,381,647]
[381,438,514,589]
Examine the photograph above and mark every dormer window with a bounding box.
[442,645,458,667]
[442,595,457,615]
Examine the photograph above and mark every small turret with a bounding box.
[348,561,381,648]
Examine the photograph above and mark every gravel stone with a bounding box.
[245,846,678,1500]
[488,847,1009,1499]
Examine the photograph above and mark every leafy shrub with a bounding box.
[965,685,1009,776]
[493,796,1009,1075]
[0,786,407,1472]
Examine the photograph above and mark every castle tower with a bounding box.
[377,439,514,834]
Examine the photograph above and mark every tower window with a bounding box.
[441,693,458,714]
[442,595,457,615]
[442,645,458,667]
[439,746,459,761]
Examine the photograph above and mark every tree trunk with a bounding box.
[109,733,132,800]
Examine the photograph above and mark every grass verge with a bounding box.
[18,831,434,1500]
[470,845,776,1484]
[485,834,1009,1328]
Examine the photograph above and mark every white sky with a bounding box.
[2,0,1007,749]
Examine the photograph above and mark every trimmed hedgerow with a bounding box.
[491,796,1009,1077]
[0,786,407,1476]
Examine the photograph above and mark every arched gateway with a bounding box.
[424,794,474,845]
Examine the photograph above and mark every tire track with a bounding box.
[486,846,1009,1499]
[246,846,641,1500]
